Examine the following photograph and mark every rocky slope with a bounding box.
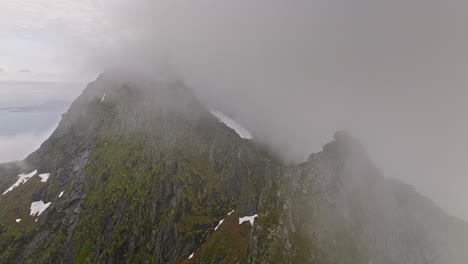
[0,74,467,264]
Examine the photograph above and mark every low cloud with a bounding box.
[3,0,465,220]
[0,125,56,163]
[85,0,468,221]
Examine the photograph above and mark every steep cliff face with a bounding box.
[0,75,467,264]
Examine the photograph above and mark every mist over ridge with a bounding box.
[1,1,468,263]
[69,0,468,221]
[0,58,467,263]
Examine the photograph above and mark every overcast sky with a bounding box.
[1,0,467,221]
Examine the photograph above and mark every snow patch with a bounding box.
[239,214,258,226]
[101,93,106,102]
[38,173,50,183]
[58,191,64,198]
[210,110,253,139]
[188,253,194,259]
[30,201,51,216]
[2,170,37,195]
[214,210,236,231]
[214,219,224,231]
[16,219,21,223]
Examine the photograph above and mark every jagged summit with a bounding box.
[0,77,467,264]
[306,129,368,165]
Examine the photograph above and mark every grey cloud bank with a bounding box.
[81,0,468,220]
[0,128,56,163]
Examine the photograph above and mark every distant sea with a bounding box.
[0,81,85,136]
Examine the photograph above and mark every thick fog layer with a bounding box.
[7,1,466,220]
[87,0,468,220]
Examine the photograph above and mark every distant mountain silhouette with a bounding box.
[0,99,70,113]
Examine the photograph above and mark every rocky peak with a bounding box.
[0,77,467,264]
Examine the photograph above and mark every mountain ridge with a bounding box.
[0,74,467,264]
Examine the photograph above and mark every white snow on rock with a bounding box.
[30,201,51,216]
[101,93,106,102]
[58,191,64,198]
[210,110,253,139]
[38,173,50,183]
[188,253,194,259]
[16,219,21,223]
[239,214,258,226]
[214,210,236,231]
[2,170,38,195]
[214,219,224,231]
